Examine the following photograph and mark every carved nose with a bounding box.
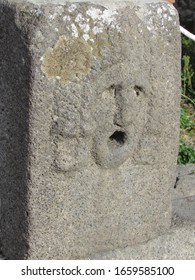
[91,84,132,168]
[91,83,148,169]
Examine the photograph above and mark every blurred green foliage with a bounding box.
[177,35,195,164]
[178,142,195,164]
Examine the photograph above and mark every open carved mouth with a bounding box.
[108,130,127,146]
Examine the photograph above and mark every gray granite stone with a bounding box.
[173,164,195,199]
[0,0,181,259]
[90,166,195,259]
[1,190,195,260]
[90,216,195,260]
[172,164,195,223]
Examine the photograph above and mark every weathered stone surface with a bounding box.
[173,164,195,199]
[91,178,195,260]
[90,216,195,260]
[1,177,195,260]
[0,0,181,259]
[172,164,195,223]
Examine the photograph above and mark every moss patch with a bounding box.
[41,35,92,82]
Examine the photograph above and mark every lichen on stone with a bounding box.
[41,35,92,82]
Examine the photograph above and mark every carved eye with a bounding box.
[134,85,143,97]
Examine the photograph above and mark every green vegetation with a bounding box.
[178,142,195,164]
[178,35,195,164]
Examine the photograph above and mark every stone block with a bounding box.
[0,0,181,259]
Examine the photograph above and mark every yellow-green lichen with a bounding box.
[90,32,110,57]
[41,35,92,82]
[72,19,112,57]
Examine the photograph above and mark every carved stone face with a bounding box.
[38,3,153,172]
[0,0,180,260]
[92,81,149,168]
[51,62,150,171]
